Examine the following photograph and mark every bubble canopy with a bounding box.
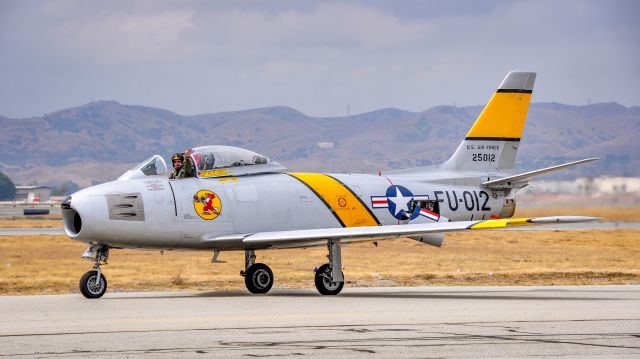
[191,146,286,178]
[118,146,286,180]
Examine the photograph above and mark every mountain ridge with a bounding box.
[1,100,637,187]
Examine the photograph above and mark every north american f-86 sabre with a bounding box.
[61,71,598,298]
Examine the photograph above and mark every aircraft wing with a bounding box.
[482,158,597,189]
[205,216,600,249]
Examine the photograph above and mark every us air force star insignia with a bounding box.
[387,186,410,217]
[370,185,431,221]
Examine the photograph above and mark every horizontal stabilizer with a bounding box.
[204,216,601,249]
[482,158,598,189]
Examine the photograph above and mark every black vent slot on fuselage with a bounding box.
[106,193,145,221]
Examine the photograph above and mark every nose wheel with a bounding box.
[79,244,109,299]
[80,270,107,298]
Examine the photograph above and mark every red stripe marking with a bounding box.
[420,208,440,218]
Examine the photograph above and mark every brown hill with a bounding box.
[0,101,637,187]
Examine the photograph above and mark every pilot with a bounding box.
[169,148,194,179]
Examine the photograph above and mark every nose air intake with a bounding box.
[62,196,82,236]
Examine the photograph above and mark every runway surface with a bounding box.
[0,227,64,235]
[0,206,61,217]
[1,286,639,358]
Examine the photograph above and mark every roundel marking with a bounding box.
[385,185,420,221]
[193,189,222,220]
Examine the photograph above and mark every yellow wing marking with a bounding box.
[470,217,531,229]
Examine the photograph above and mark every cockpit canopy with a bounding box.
[191,146,286,178]
[118,146,286,181]
[118,155,168,181]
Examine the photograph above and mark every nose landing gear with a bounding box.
[79,244,109,299]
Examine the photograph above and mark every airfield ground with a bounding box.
[0,207,638,295]
[3,286,639,357]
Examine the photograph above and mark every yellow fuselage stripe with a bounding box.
[288,173,379,227]
[466,92,532,139]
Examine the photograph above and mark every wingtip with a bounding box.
[530,216,603,223]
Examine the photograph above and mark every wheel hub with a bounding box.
[321,270,340,290]
[253,269,271,289]
[86,276,104,295]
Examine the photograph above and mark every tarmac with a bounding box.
[0,227,65,235]
[1,286,639,358]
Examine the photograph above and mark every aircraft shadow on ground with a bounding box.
[104,289,618,301]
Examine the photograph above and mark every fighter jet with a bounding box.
[62,71,598,298]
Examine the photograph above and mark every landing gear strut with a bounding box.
[241,250,274,294]
[79,244,109,299]
[315,240,344,295]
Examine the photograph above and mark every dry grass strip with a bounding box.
[1,229,638,295]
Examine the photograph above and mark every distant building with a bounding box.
[593,177,640,194]
[521,177,640,195]
[15,186,51,203]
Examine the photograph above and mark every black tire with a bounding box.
[79,270,107,299]
[244,263,273,294]
[314,263,344,295]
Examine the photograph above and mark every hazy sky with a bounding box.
[1,0,638,118]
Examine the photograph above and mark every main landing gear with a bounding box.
[241,250,274,294]
[79,244,109,299]
[239,241,345,296]
[314,240,344,295]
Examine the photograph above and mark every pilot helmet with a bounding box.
[171,153,184,164]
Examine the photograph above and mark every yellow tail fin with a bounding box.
[466,72,536,141]
[443,71,536,171]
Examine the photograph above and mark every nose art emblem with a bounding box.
[193,190,222,220]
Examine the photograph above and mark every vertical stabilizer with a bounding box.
[441,71,536,172]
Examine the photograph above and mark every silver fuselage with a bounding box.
[63,171,513,251]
